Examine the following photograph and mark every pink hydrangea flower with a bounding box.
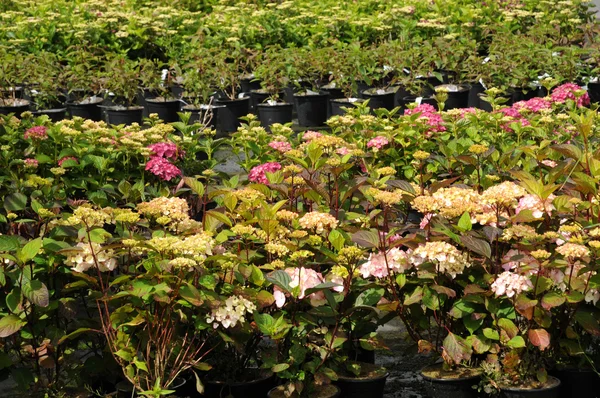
[404,104,446,133]
[273,267,337,307]
[551,83,590,107]
[147,142,183,160]
[58,156,78,167]
[359,248,412,279]
[268,141,292,153]
[145,156,182,181]
[515,194,555,219]
[491,271,533,298]
[512,97,551,112]
[302,131,323,141]
[367,136,389,150]
[24,158,38,168]
[501,249,538,274]
[248,162,282,184]
[336,147,351,156]
[24,126,48,140]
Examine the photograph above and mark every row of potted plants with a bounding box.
[0,81,599,397]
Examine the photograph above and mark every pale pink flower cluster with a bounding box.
[337,147,351,156]
[512,97,551,113]
[24,126,48,140]
[541,160,557,168]
[24,158,38,168]
[147,142,183,159]
[206,295,257,329]
[145,156,182,181]
[359,248,412,278]
[556,243,590,259]
[302,130,323,141]
[248,162,282,184]
[515,194,555,219]
[58,156,78,167]
[298,211,338,233]
[498,106,530,131]
[367,136,389,150]
[404,103,446,133]
[551,83,590,107]
[66,242,117,273]
[491,271,533,297]
[274,267,341,307]
[411,241,469,278]
[268,140,292,153]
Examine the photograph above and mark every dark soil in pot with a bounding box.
[293,91,329,127]
[268,384,340,398]
[145,97,181,123]
[436,84,470,109]
[0,98,30,115]
[257,102,293,130]
[33,107,67,122]
[421,364,482,398]
[67,97,104,121]
[551,368,598,398]
[499,376,560,398]
[362,87,397,111]
[215,96,250,135]
[105,106,144,125]
[331,98,365,116]
[181,104,224,129]
[202,369,275,398]
[335,362,388,398]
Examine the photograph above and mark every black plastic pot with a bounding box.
[499,376,560,398]
[116,377,187,398]
[33,108,67,122]
[105,106,144,125]
[588,82,600,104]
[362,87,397,111]
[257,103,293,130]
[0,86,23,99]
[0,99,30,115]
[67,97,104,121]
[145,98,181,123]
[417,74,445,96]
[551,368,598,398]
[268,384,341,398]
[241,75,261,93]
[181,104,224,129]
[468,82,486,108]
[294,91,329,127]
[335,368,388,398]
[203,371,275,398]
[421,364,481,398]
[436,84,471,110]
[215,96,250,134]
[331,98,365,116]
[250,89,285,110]
[320,85,345,117]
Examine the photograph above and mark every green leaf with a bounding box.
[403,286,423,306]
[4,193,27,211]
[460,236,491,258]
[134,360,149,372]
[328,229,345,252]
[22,280,49,307]
[574,309,600,336]
[18,237,43,263]
[58,328,93,345]
[457,212,472,232]
[205,210,232,227]
[0,235,20,252]
[0,315,25,338]
[541,292,565,310]
[355,288,384,307]
[179,283,203,306]
[193,370,204,394]
[267,270,292,292]
[272,363,290,373]
[442,332,472,365]
[498,318,518,339]
[351,230,380,248]
[506,336,526,348]
[483,328,499,340]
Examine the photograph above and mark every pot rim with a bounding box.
[268,383,340,397]
[33,108,67,113]
[498,376,560,392]
[293,91,329,97]
[257,102,292,107]
[205,370,274,387]
[145,97,181,104]
[182,104,226,111]
[0,98,30,107]
[337,371,389,382]
[420,364,482,383]
[67,97,104,106]
[332,98,365,103]
[362,87,398,96]
[103,105,144,111]
[215,96,250,103]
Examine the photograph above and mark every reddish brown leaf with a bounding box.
[528,329,550,351]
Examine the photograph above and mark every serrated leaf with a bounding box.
[0,315,25,338]
[528,329,550,351]
[179,283,203,306]
[18,237,43,263]
[498,318,518,339]
[457,212,472,232]
[22,280,49,307]
[506,336,526,348]
[460,236,491,258]
[442,332,472,365]
[4,193,27,211]
[541,292,565,310]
